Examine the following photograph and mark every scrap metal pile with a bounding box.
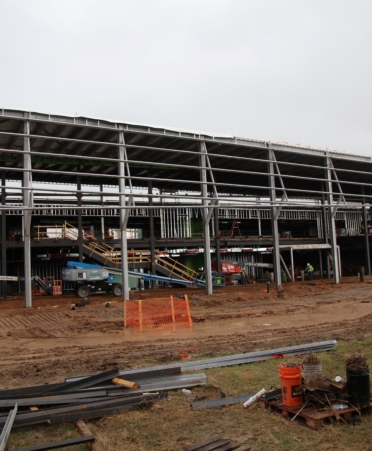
[259,351,371,429]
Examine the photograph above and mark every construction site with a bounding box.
[1,109,372,450]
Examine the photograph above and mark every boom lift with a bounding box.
[62,262,123,298]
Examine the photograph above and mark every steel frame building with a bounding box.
[1,108,372,307]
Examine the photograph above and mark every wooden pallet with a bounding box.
[259,399,372,430]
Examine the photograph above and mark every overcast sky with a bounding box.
[1,0,372,156]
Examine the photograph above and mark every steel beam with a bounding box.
[0,403,17,451]
[362,188,371,275]
[200,142,212,295]
[118,128,130,302]
[1,171,7,298]
[11,435,94,451]
[23,113,33,308]
[76,176,83,262]
[267,148,281,289]
[326,155,340,283]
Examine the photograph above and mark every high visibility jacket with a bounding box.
[307,265,314,272]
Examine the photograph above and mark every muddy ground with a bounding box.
[1,277,372,389]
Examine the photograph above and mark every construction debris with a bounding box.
[11,435,95,451]
[0,403,17,451]
[345,351,369,371]
[180,436,258,451]
[75,419,105,451]
[302,352,321,365]
[192,394,254,410]
[0,365,208,431]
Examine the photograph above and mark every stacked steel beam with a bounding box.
[0,366,207,429]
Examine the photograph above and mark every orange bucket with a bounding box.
[279,363,304,407]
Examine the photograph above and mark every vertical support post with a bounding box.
[325,155,340,283]
[267,147,281,289]
[199,142,212,295]
[138,300,143,332]
[1,171,7,298]
[290,247,295,283]
[100,184,105,240]
[184,294,192,328]
[124,299,127,328]
[118,128,130,303]
[170,295,175,323]
[77,176,83,262]
[170,295,176,332]
[148,180,156,277]
[362,188,371,275]
[257,209,262,237]
[319,249,323,279]
[23,114,33,308]
[214,207,222,276]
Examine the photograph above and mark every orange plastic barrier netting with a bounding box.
[124,295,192,331]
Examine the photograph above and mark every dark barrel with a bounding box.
[346,367,370,408]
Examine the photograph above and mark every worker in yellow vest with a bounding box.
[305,263,314,280]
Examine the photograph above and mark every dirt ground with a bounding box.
[1,276,372,390]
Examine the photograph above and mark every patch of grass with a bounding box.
[8,336,372,451]
[7,423,90,451]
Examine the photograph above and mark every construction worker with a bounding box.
[241,269,247,286]
[305,263,314,280]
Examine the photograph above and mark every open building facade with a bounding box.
[1,108,372,307]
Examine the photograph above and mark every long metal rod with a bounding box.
[0,112,368,166]
[0,403,17,451]
[2,145,372,191]
[6,164,372,202]
[1,130,371,178]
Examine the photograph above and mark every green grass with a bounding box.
[7,335,372,451]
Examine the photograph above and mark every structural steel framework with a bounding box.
[1,108,372,307]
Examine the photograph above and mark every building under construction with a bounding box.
[1,108,372,307]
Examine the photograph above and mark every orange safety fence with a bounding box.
[124,295,192,331]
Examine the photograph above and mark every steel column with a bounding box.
[362,188,371,275]
[77,176,83,262]
[290,247,295,282]
[1,171,7,298]
[200,142,212,295]
[267,147,281,289]
[118,129,130,302]
[148,180,156,278]
[214,207,221,277]
[326,155,340,283]
[100,184,105,240]
[23,115,33,308]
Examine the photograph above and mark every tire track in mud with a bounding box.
[1,311,372,389]
[1,281,371,389]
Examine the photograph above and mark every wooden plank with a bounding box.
[181,436,221,451]
[259,398,372,429]
[196,440,231,451]
[215,443,241,451]
[111,377,140,390]
[75,420,105,451]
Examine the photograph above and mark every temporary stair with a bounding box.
[61,222,198,283]
[32,275,53,295]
